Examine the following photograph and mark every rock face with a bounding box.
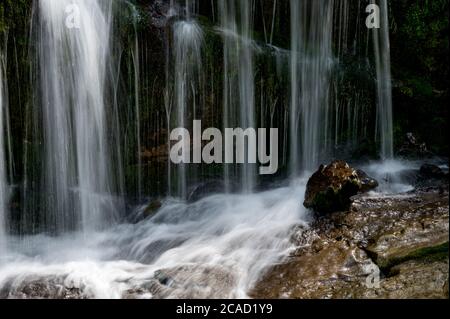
[0,276,88,299]
[415,163,449,189]
[251,187,449,299]
[143,199,163,219]
[419,163,448,180]
[124,265,237,299]
[398,133,433,158]
[303,161,378,214]
[187,180,228,203]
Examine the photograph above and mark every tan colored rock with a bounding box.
[251,188,449,299]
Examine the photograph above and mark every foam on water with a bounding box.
[0,179,310,298]
[361,159,421,194]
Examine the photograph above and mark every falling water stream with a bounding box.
[34,0,122,233]
[0,0,400,298]
[373,0,394,160]
[289,0,334,174]
[172,17,203,199]
[0,50,9,256]
[219,0,257,193]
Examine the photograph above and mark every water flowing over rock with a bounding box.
[0,0,446,301]
[0,275,88,299]
[252,187,449,299]
[125,265,237,299]
[303,160,378,214]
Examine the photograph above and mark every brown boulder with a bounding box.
[303,160,378,214]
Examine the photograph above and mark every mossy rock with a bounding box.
[368,238,449,271]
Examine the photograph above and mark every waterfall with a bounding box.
[0,50,9,254]
[373,0,394,159]
[219,0,256,193]
[130,6,142,201]
[332,0,372,151]
[34,0,122,233]
[171,9,203,199]
[289,0,334,174]
[0,0,433,300]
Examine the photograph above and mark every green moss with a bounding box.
[0,0,31,33]
[391,0,449,155]
[380,242,449,271]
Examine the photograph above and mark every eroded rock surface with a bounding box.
[251,187,449,299]
[124,264,237,299]
[0,275,89,299]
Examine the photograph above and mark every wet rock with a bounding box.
[415,164,449,190]
[398,133,433,158]
[126,264,237,299]
[136,0,173,30]
[303,160,378,214]
[356,169,379,192]
[420,164,446,179]
[252,187,449,299]
[366,225,448,270]
[143,199,163,219]
[375,259,449,299]
[250,241,377,299]
[187,180,229,203]
[0,276,88,299]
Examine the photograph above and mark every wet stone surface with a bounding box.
[251,186,449,299]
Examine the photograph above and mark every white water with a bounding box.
[35,0,121,232]
[0,0,405,300]
[362,159,420,194]
[0,50,9,255]
[0,180,309,298]
[219,0,256,193]
[373,0,394,159]
[171,19,203,199]
[290,0,334,174]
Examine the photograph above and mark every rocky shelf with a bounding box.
[251,181,449,299]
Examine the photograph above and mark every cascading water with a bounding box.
[131,6,142,201]
[289,0,394,172]
[170,5,203,199]
[0,0,411,299]
[373,0,394,159]
[0,50,9,255]
[289,0,334,174]
[34,0,122,233]
[0,180,309,298]
[219,0,256,193]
